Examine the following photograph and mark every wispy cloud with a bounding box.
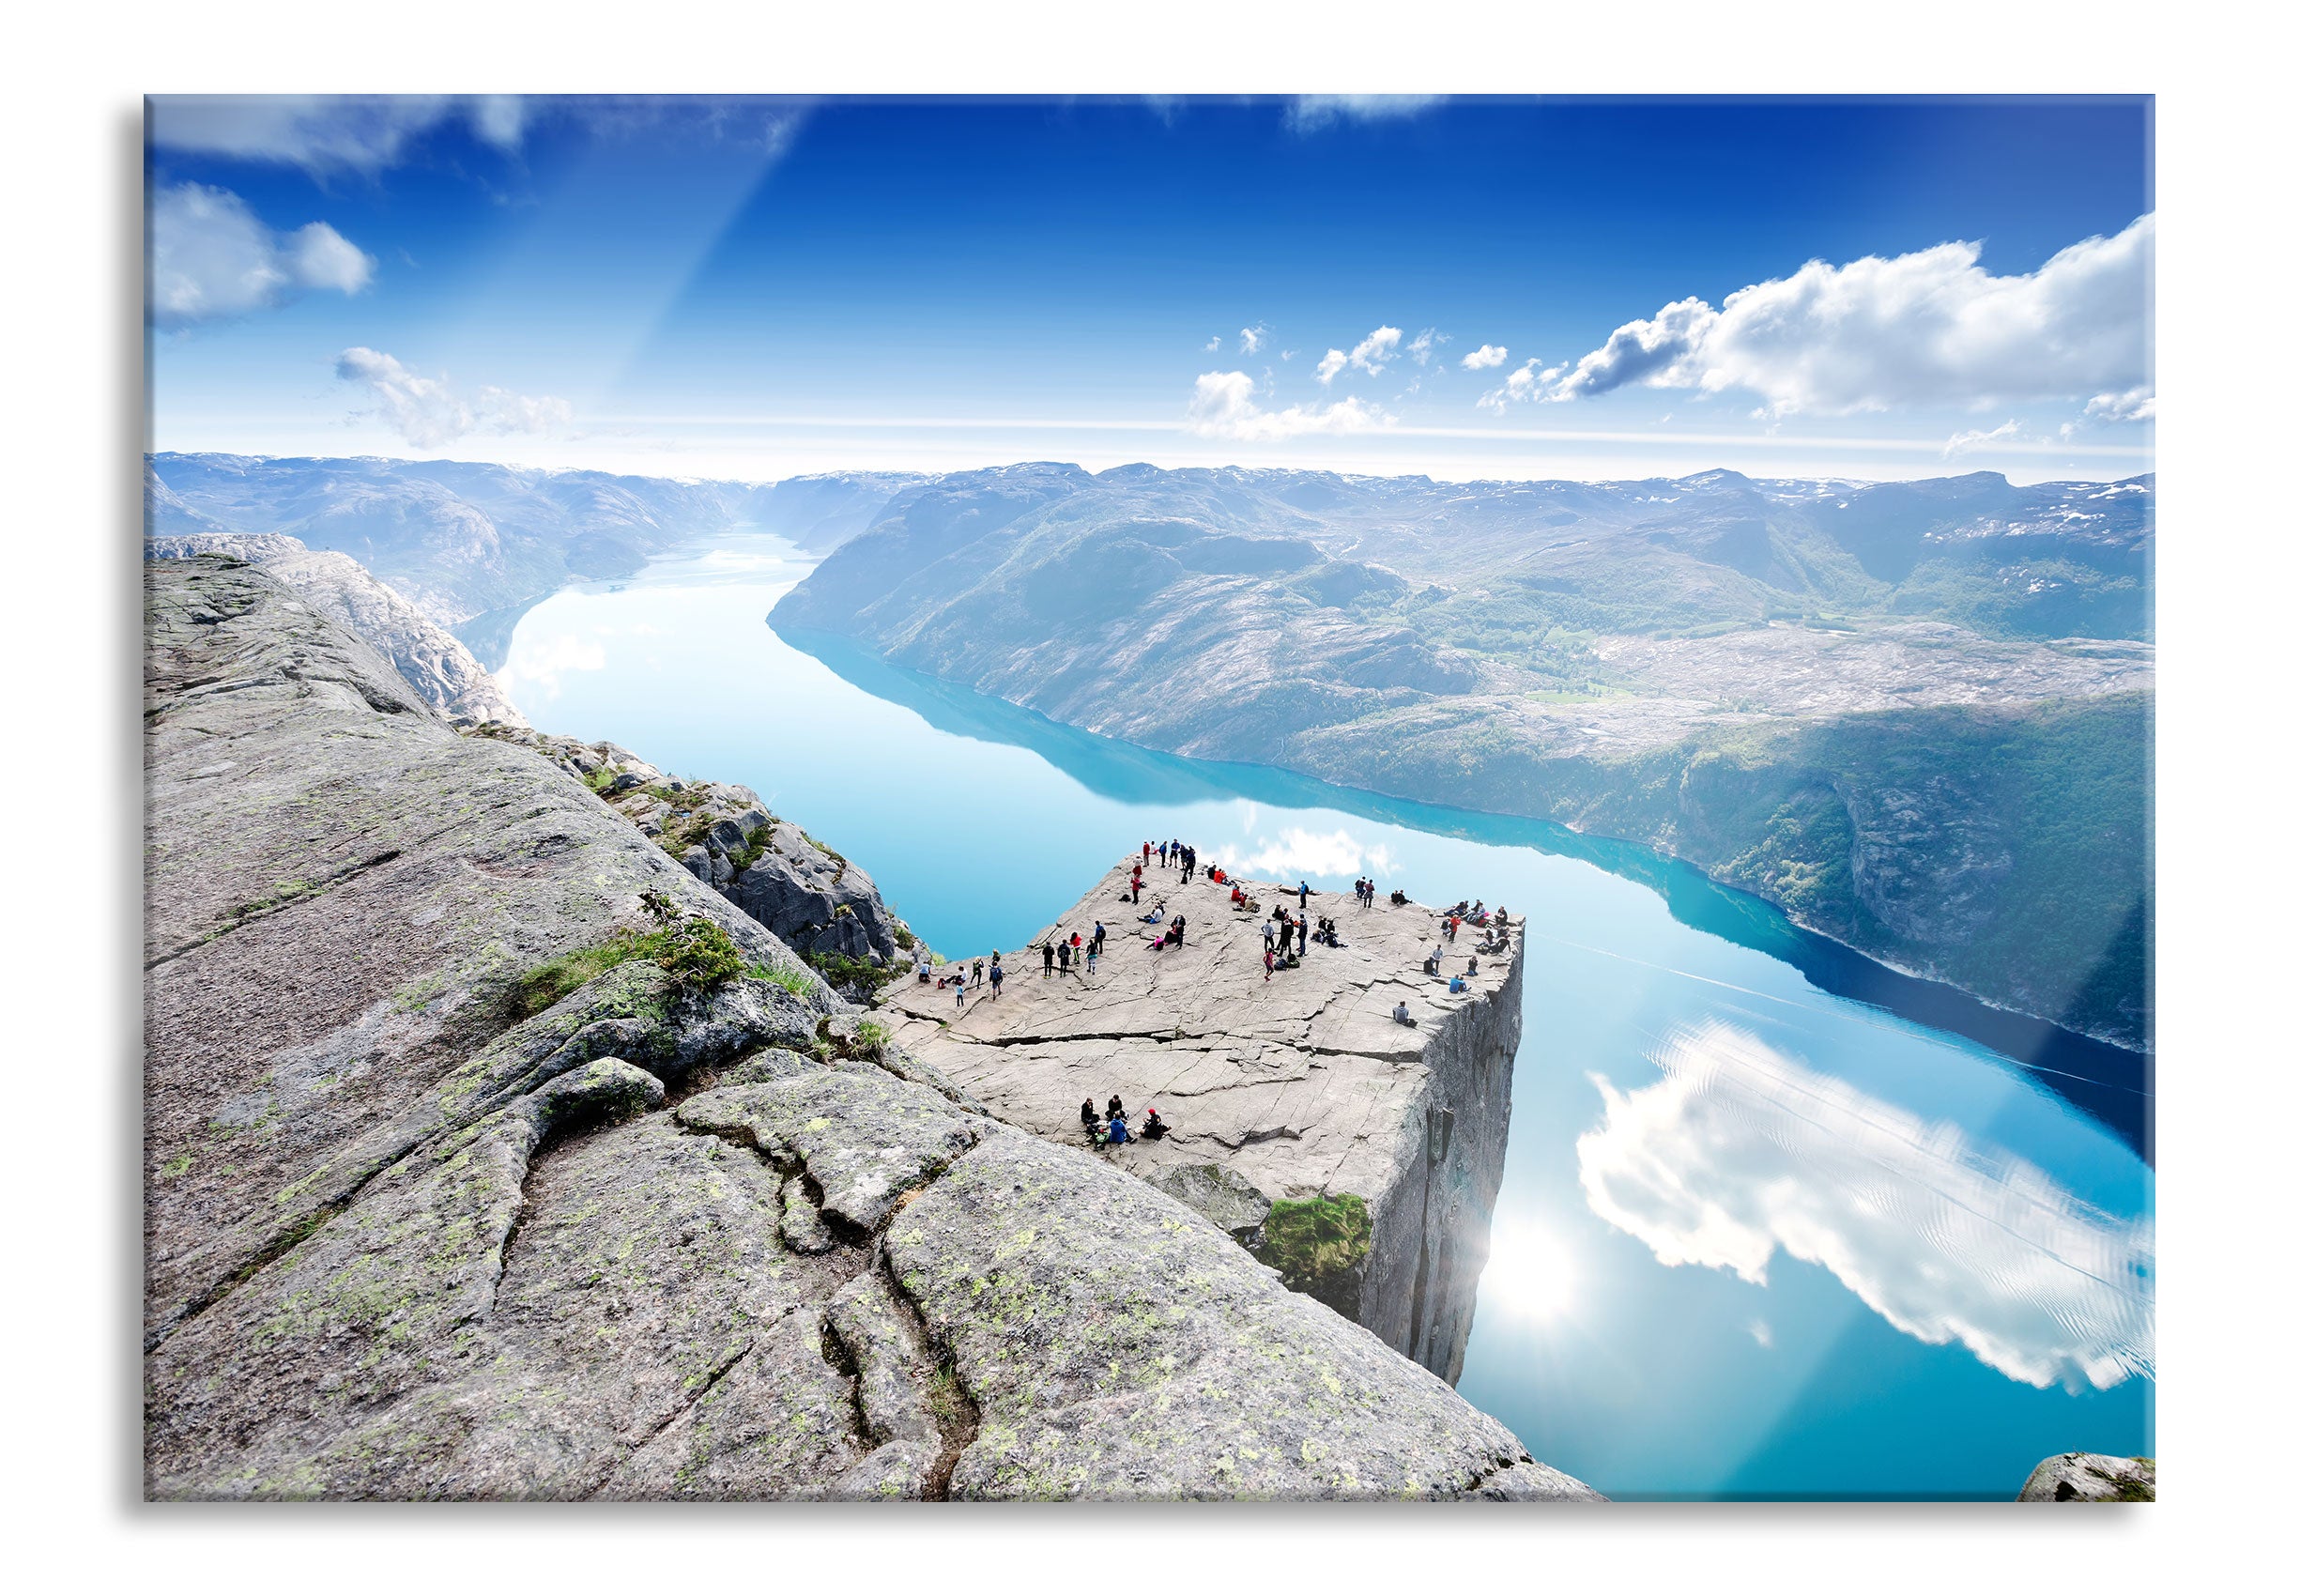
[1184,372,1391,441]
[1533,215,2155,418]
[147,95,525,175]
[1316,325,1403,385]
[1238,323,1267,355]
[334,346,573,449]
[148,182,374,328]
[146,94,809,176]
[1477,357,1547,414]
[1406,328,1447,365]
[1286,95,1448,131]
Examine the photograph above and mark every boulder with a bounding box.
[2017,1452,2155,1502]
[1144,1163,1274,1247]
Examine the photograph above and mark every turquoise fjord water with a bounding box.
[498,533,2154,1501]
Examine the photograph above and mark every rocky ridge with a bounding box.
[879,860,1523,1384]
[143,556,1596,1501]
[465,725,929,983]
[146,532,525,726]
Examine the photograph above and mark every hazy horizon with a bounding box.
[145,443,2154,493]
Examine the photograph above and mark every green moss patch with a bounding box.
[1257,1193,1372,1311]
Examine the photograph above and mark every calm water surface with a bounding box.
[498,533,2154,1500]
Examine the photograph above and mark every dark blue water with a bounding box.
[498,533,2154,1500]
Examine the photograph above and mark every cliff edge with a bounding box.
[142,557,1595,1501]
[880,860,1522,1384]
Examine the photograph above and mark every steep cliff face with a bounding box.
[143,558,1593,1501]
[879,860,1526,1385]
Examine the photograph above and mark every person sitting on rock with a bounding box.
[1466,954,1480,976]
[1107,1111,1130,1145]
[1081,1097,1098,1128]
[1141,901,1165,924]
[1107,1094,1125,1121]
[1392,1000,1417,1027]
[1142,1108,1168,1140]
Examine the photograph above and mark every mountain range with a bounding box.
[772,462,2153,1048]
[145,451,2154,1048]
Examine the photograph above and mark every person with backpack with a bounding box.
[989,956,1004,998]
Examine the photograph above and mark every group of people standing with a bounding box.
[1081,1093,1168,1150]
[1039,922,1106,978]
[934,952,1006,1005]
[1147,838,1204,884]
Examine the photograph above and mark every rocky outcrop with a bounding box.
[143,557,1594,1501]
[878,861,1523,1385]
[146,532,525,727]
[2017,1452,2155,1502]
[464,725,928,981]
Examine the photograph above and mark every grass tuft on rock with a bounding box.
[1257,1193,1372,1307]
[510,913,751,1022]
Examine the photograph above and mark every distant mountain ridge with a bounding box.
[774,460,2154,1049]
[145,453,927,667]
[141,450,2154,1045]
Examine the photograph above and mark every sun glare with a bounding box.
[1485,1220,1579,1324]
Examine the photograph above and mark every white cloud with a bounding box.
[1943,418,2031,459]
[2085,385,2156,422]
[1536,214,2154,418]
[1280,349,1296,362]
[334,346,574,450]
[1204,334,1222,352]
[1317,325,1403,385]
[1239,324,1267,355]
[1184,372,1392,442]
[1577,1021,2154,1392]
[1476,357,1549,414]
[148,95,505,174]
[1459,344,1509,371]
[148,183,376,328]
[1287,95,1448,131]
[1406,328,1446,365]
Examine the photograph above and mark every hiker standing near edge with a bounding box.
[1042,941,1054,977]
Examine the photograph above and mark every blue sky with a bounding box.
[146,95,2154,483]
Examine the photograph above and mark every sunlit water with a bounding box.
[498,532,2154,1500]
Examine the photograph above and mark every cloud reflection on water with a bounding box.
[1227,824,1397,881]
[1577,1020,2153,1391]
[496,632,606,702]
